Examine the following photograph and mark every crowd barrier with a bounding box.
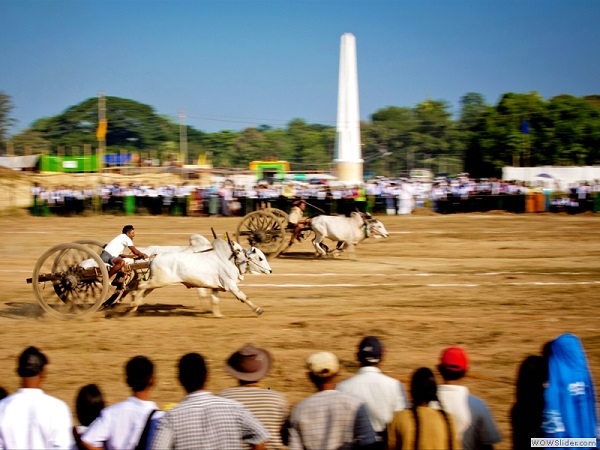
[28,192,600,217]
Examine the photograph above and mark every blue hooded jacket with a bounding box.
[542,334,598,447]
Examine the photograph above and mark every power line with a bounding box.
[184,112,337,127]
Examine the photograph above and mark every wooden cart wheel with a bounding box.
[269,208,289,229]
[31,243,110,319]
[235,210,286,258]
[268,208,296,255]
[74,239,105,254]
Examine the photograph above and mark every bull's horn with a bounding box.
[225,232,235,252]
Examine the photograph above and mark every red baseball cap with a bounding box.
[440,346,468,371]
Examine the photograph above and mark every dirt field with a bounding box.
[1,210,599,448]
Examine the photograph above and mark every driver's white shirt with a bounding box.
[104,234,134,258]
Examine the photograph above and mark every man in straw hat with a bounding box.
[0,346,73,449]
[287,351,377,450]
[220,343,289,449]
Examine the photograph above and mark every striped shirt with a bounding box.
[219,385,289,450]
[288,389,377,450]
[150,390,269,450]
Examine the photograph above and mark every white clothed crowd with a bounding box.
[30,177,600,216]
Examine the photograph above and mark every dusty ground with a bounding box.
[1,210,599,448]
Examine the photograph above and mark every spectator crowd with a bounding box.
[29,176,600,218]
[0,333,596,449]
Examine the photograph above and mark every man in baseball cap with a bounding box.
[287,351,376,450]
[337,336,408,448]
[219,343,289,449]
[437,346,501,450]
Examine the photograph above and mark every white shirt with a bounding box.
[336,366,408,432]
[437,384,472,441]
[104,234,134,258]
[82,396,160,450]
[0,388,73,449]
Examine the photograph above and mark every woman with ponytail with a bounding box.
[386,367,459,450]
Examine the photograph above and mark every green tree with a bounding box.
[201,130,237,167]
[369,106,418,175]
[459,92,488,131]
[285,119,333,171]
[30,96,177,157]
[543,95,600,165]
[8,129,51,155]
[0,91,16,148]
[232,127,269,167]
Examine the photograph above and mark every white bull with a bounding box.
[198,239,271,317]
[131,235,270,317]
[311,212,389,257]
[140,234,271,316]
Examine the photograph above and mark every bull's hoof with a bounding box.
[255,308,264,316]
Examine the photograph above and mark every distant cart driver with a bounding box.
[101,225,148,279]
[288,200,311,246]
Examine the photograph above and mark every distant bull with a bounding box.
[311,212,389,257]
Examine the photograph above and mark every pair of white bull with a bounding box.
[128,234,272,317]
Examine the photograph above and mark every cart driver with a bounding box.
[101,225,148,279]
[288,199,311,246]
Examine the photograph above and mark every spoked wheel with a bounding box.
[31,243,110,319]
[74,239,105,254]
[269,208,289,229]
[236,210,286,258]
[74,239,121,306]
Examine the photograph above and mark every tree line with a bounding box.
[1,91,599,178]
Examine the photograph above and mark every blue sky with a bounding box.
[2,0,599,136]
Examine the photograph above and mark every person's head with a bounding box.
[225,343,272,385]
[122,225,135,238]
[75,384,105,427]
[17,346,48,382]
[438,346,468,382]
[125,356,154,393]
[357,336,383,367]
[293,200,306,210]
[178,353,208,394]
[515,355,547,404]
[411,367,439,406]
[306,351,339,387]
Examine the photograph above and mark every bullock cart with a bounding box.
[26,240,150,319]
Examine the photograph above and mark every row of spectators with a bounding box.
[0,333,596,449]
[29,177,600,217]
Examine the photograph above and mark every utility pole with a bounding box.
[179,109,188,181]
[97,91,106,174]
[179,109,187,164]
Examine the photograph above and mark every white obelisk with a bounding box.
[334,33,362,183]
